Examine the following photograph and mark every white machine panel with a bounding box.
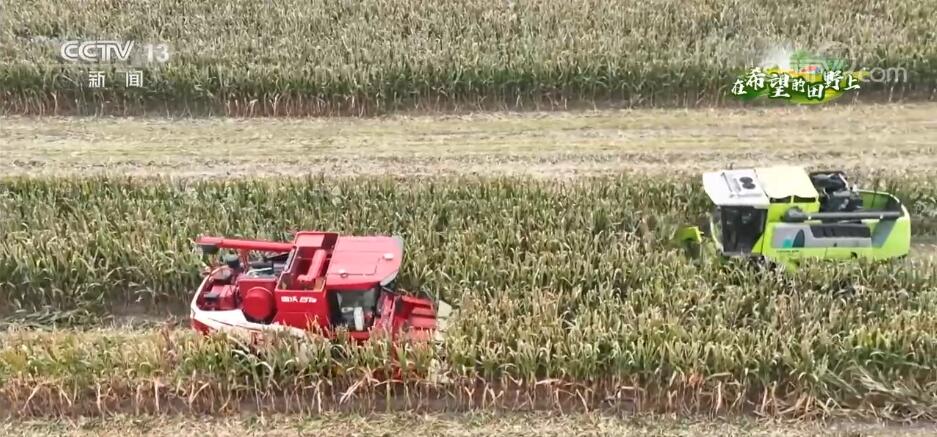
[702,169,770,208]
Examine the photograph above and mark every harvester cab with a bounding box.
[673,166,911,267]
[190,231,451,342]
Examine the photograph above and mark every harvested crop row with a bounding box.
[3,0,936,115]
[5,105,937,178]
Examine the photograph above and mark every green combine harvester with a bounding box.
[673,166,911,267]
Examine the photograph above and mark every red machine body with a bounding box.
[190,231,442,342]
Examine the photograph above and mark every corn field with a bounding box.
[2,174,937,417]
[2,0,936,115]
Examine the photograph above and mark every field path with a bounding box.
[2,104,936,177]
[4,413,937,436]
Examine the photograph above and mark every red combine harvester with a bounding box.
[190,231,449,342]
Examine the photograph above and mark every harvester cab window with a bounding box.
[718,206,766,254]
[710,206,723,244]
[330,287,380,331]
